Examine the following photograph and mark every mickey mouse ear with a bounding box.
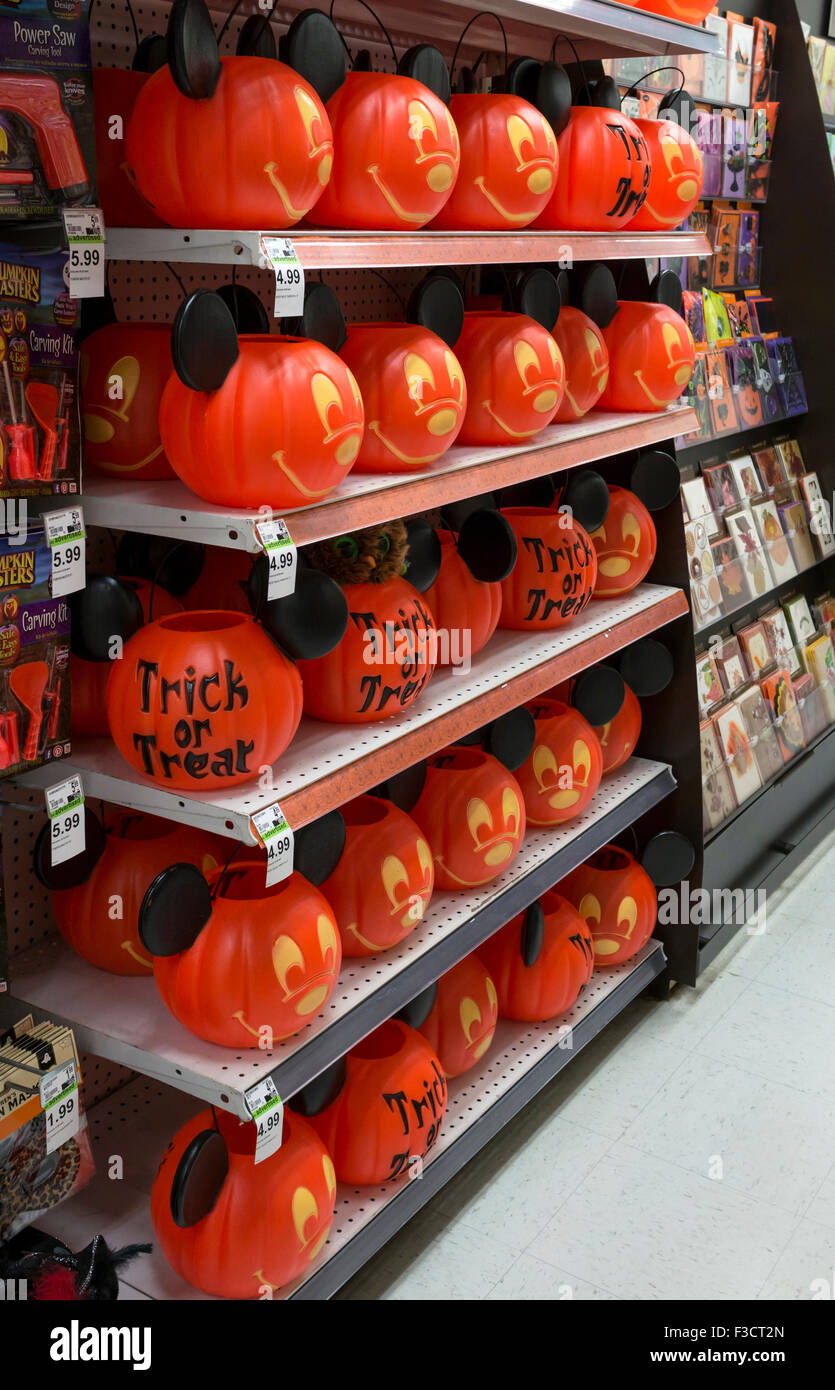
[658,86,694,129]
[171,291,239,392]
[33,807,107,891]
[115,533,206,598]
[71,575,144,663]
[353,48,372,71]
[630,451,681,512]
[520,900,545,967]
[397,982,438,1029]
[236,13,277,58]
[482,707,536,770]
[641,830,695,887]
[290,1056,348,1116]
[456,509,517,582]
[578,263,618,330]
[572,665,626,726]
[403,519,442,593]
[285,282,346,351]
[406,273,465,349]
[139,863,213,957]
[559,468,610,534]
[282,8,347,103]
[576,75,621,111]
[650,270,684,314]
[372,761,427,811]
[504,266,561,331]
[555,269,571,306]
[216,283,270,335]
[170,1127,229,1229]
[168,0,221,101]
[617,638,674,697]
[497,476,556,510]
[440,492,497,533]
[258,568,348,660]
[506,58,571,134]
[398,44,450,104]
[132,33,168,72]
[293,810,346,885]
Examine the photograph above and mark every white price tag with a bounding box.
[62,207,106,299]
[260,235,305,317]
[251,802,294,886]
[40,1060,80,1154]
[44,506,86,597]
[255,517,297,600]
[45,774,85,866]
[246,1076,284,1164]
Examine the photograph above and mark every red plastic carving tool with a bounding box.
[3,360,36,480]
[10,660,49,762]
[26,382,60,481]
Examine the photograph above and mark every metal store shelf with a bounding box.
[37,939,664,1301]
[81,406,697,552]
[9,584,687,836]
[105,226,712,270]
[1,757,673,1115]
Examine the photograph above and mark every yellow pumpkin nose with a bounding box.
[427,164,453,192]
[295,984,330,1016]
[533,388,558,413]
[484,840,513,866]
[527,167,553,194]
[427,407,457,436]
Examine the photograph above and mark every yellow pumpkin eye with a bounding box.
[533,743,558,792]
[272,934,304,990]
[578,892,602,925]
[417,837,433,883]
[621,510,642,556]
[618,897,639,937]
[573,740,592,785]
[322,1153,336,1198]
[466,796,493,846]
[381,854,410,908]
[316,913,339,969]
[292,1185,319,1247]
[501,786,521,833]
[506,112,536,165]
[409,99,438,144]
[514,339,540,387]
[459,995,482,1043]
[444,349,464,402]
[404,352,436,404]
[485,976,498,1010]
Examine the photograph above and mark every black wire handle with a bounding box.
[329,0,398,69]
[217,0,249,45]
[211,840,248,899]
[622,65,686,103]
[369,268,406,314]
[147,539,189,621]
[450,11,508,90]
[549,32,591,105]
[164,262,188,297]
[89,0,140,53]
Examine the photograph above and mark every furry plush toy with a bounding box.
[307,520,410,587]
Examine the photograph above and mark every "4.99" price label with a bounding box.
[250,801,294,887]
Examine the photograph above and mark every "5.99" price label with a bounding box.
[45,773,85,866]
[44,505,86,598]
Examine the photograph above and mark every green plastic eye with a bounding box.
[378,532,391,556]
[334,535,359,560]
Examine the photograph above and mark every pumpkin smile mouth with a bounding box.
[368,413,459,463]
[470,1028,495,1061]
[368,163,446,224]
[483,400,549,438]
[474,174,553,223]
[633,368,688,407]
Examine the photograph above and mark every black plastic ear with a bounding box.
[576,75,621,111]
[71,575,144,663]
[171,291,239,392]
[578,264,618,330]
[520,901,545,967]
[170,1128,229,1229]
[482,707,536,770]
[293,810,346,885]
[630,451,681,513]
[139,864,213,957]
[403,520,442,593]
[114,533,206,599]
[256,567,348,660]
[353,48,372,71]
[555,269,571,306]
[406,274,465,349]
[559,469,610,534]
[132,34,168,73]
[167,0,221,101]
[504,267,561,332]
[236,14,277,58]
[217,283,271,335]
[641,831,696,887]
[33,808,107,891]
[290,1056,347,1116]
[572,665,626,727]
[440,492,497,532]
[372,761,427,812]
[397,45,450,104]
[397,982,438,1030]
[505,56,571,135]
[650,270,684,315]
[282,8,347,103]
[618,638,674,698]
[658,87,694,129]
[284,282,346,351]
[456,510,517,583]
[497,476,556,510]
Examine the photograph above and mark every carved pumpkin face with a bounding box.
[303,1019,447,1185]
[561,845,657,965]
[453,312,565,446]
[599,302,695,412]
[81,323,175,480]
[151,1107,336,1298]
[590,486,657,597]
[553,306,610,421]
[737,383,763,428]
[430,94,557,229]
[423,531,503,664]
[321,795,434,957]
[338,323,465,473]
[515,698,603,826]
[534,106,650,231]
[126,59,334,228]
[417,954,498,1077]
[106,610,303,790]
[499,507,598,630]
[478,889,594,1021]
[159,334,364,509]
[629,119,703,230]
[297,575,436,724]
[411,745,526,891]
[51,814,224,976]
[150,864,341,1046]
[311,73,459,229]
[591,681,642,773]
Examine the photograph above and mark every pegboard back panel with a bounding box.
[2,789,58,957]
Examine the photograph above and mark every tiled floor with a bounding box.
[336,831,835,1301]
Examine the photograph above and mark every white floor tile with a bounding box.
[697,981,835,1099]
[621,965,751,1051]
[805,1160,835,1231]
[756,914,835,1006]
[336,1210,520,1301]
[542,1025,690,1140]
[757,1220,835,1300]
[486,1251,619,1300]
